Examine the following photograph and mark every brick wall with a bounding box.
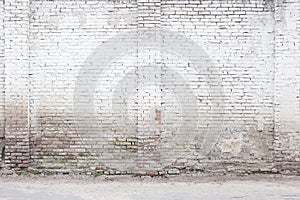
[4,0,30,171]
[0,0,4,164]
[0,0,299,175]
[274,0,300,173]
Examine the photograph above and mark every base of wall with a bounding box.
[1,162,299,177]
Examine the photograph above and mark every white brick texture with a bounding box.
[0,0,298,175]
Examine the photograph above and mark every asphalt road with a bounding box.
[0,176,299,200]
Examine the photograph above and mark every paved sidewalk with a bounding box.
[0,176,299,200]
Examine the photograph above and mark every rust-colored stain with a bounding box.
[155,109,161,124]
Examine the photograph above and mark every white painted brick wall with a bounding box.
[0,0,298,175]
[274,0,300,171]
[4,0,30,170]
[0,1,4,139]
[0,1,4,163]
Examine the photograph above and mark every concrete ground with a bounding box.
[0,175,299,200]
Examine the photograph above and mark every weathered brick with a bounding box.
[0,0,298,175]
